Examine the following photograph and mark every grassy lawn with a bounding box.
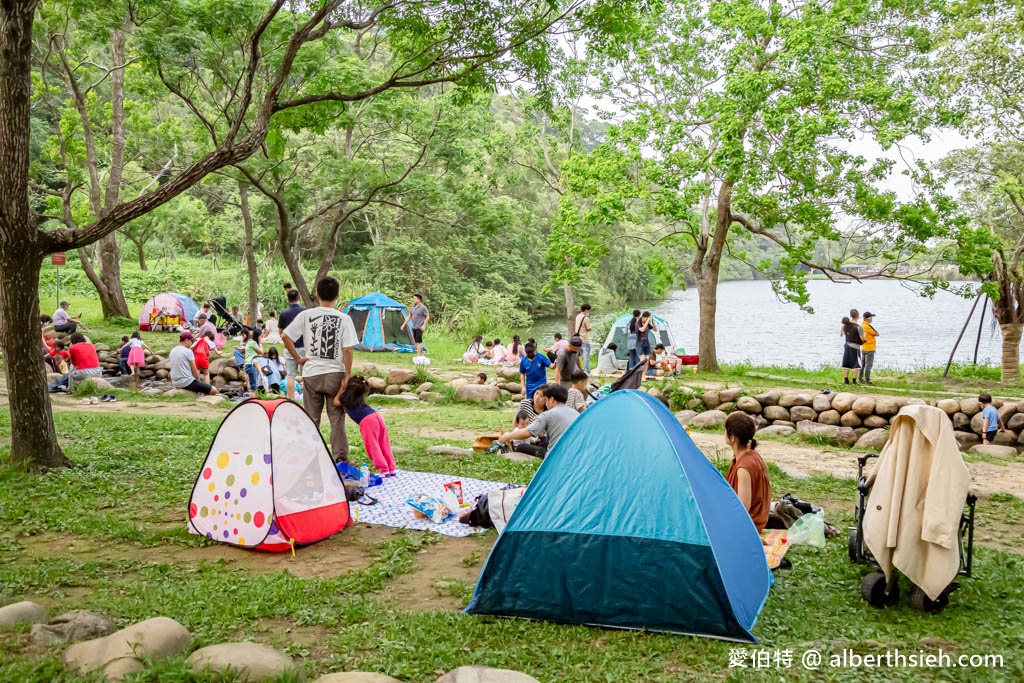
[2,403,1023,682]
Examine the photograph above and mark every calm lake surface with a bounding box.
[533,280,1002,369]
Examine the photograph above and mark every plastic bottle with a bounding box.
[359,464,370,488]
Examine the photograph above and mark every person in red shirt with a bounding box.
[67,333,102,386]
[191,330,219,384]
[47,340,70,374]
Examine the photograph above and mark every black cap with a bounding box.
[863,312,874,319]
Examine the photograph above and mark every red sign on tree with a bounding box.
[51,252,66,266]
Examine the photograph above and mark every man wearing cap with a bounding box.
[52,301,81,334]
[554,336,584,388]
[169,331,218,396]
[861,312,879,385]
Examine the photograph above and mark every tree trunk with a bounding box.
[0,0,67,469]
[96,233,130,317]
[315,209,346,284]
[563,281,575,334]
[131,236,147,270]
[1000,323,1022,383]
[695,268,721,372]
[238,181,259,325]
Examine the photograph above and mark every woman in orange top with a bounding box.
[724,412,772,531]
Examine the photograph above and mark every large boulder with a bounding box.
[763,406,790,422]
[830,392,857,413]
[863,415,889,429]
[455,384,501,403]
[937,398,961,416]
[999,403,1018,422]
[497,367,520,379]
[209,358,235,375]
[416,382,435,394]
[384,385,402,396]
[969,413,995,435]
[0,601,48,628]
[31,611,115,646]
[779,393,813,408]
[718,401,737,413]
[812,393,833,413]
[79,377,114,391]
[855,428,889,451]
[187,642,297,682]
[874,397,901,417]
[790,406,817,423]
[840,411,863,428]
[954,432,981,451]
[817,409,841,426]
[773,420,796,429]
[960,397,981,416]
[851,396,876,416]
[691,410,728,428]
[221,366,240,381]
[702,390,721,409]
[952,412,971,431]
[737,396,762,414]
[796,421,858,447]
[435,667,540,683]
[155,370,170,381]
[314,675,404,683]
[719,388,741,404]
[450,378,469,391]
[757,425,796,437]
[1008,413,1024,432]
[994,430,1018,447]
[63,617,193,681]
[367,377,387,393]
[675,410,698,425]
[386,369,417,385]
[969,444,1018,458]
[754,391,780,407]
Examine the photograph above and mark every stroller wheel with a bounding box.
[909,583,956,614]
[861,571,899,608]
[848,529,859,562]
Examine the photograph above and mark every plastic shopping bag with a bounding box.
[787,513,826,548]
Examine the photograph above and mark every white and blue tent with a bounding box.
[465,390,772,642]
[341,292,417,353]
[603,312,676,360]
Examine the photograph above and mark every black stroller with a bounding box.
[848,451,977,613]
[208,296,249,336]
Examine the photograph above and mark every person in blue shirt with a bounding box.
[519,341,551,400]
[979,393,1005,445]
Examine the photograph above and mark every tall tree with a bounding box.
[1,0,607,469]
[560,0,952,371]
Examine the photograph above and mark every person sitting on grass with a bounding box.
[724,412,771,532]
[67,333,102,385]
[169,331,218,396]
[492,338,507,364]
[509,411,536,450]
[567,369,589,413]
[47,340,70,374]
[596,343,624,376]
[498,384,578,459]
[336,375,397,477]
[476,372,488,385]
[646,344,670,377]
[980,393,1005,446]
[463,335,485,363]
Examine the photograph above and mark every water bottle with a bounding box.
[359,465,370,488]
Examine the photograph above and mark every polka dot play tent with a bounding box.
[187,398,352,552]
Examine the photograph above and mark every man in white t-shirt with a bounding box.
[282,276,358,463]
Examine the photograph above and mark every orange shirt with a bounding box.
[726,450,772,531]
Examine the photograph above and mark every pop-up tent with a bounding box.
[341,292,417,352]
[465,390,772,642]
[139,292,200,331]
[187,398,351,552]
[603,313,676,361]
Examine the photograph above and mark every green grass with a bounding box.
[2,405,1024,681]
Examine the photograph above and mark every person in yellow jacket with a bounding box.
[861,312,879,384]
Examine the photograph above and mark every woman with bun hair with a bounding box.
[724,412,772,531]
[335,375,397,476]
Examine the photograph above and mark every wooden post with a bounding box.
[944,294,982,378]
[973,294,989,365]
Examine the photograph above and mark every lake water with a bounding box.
[533,280,1003,369]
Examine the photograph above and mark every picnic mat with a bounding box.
[760,529,791,569]
[352,469,511,537]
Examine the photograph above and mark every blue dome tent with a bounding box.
[341,292,418,352]
[139,292,200,331]
[465,390,772,642]
[603,312,676,360]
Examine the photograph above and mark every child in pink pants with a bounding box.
[335,376,397,476]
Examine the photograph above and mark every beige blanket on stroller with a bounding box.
[864,404,971,600]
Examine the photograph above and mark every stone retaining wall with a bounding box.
[677,388,1024,454]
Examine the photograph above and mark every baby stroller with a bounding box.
[848,405,977,613]
[209,296,248,336]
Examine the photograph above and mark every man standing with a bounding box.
[52,301,80,334]
[277,289,306,399]
[861,312,879,385]
[402,294,430,356]
[554,336,584,388]
[193,302,215,328]
[169,332,218,396]
[574,303,593,374]
[498,384,579,458]
[283,276,358,463]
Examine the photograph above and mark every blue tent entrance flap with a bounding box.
[169,293,200,326]
[465,391,772,642]
[341,292,417,353]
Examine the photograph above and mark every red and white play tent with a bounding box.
[187,398,351,552]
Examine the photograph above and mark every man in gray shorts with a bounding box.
[277,289,306,399]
